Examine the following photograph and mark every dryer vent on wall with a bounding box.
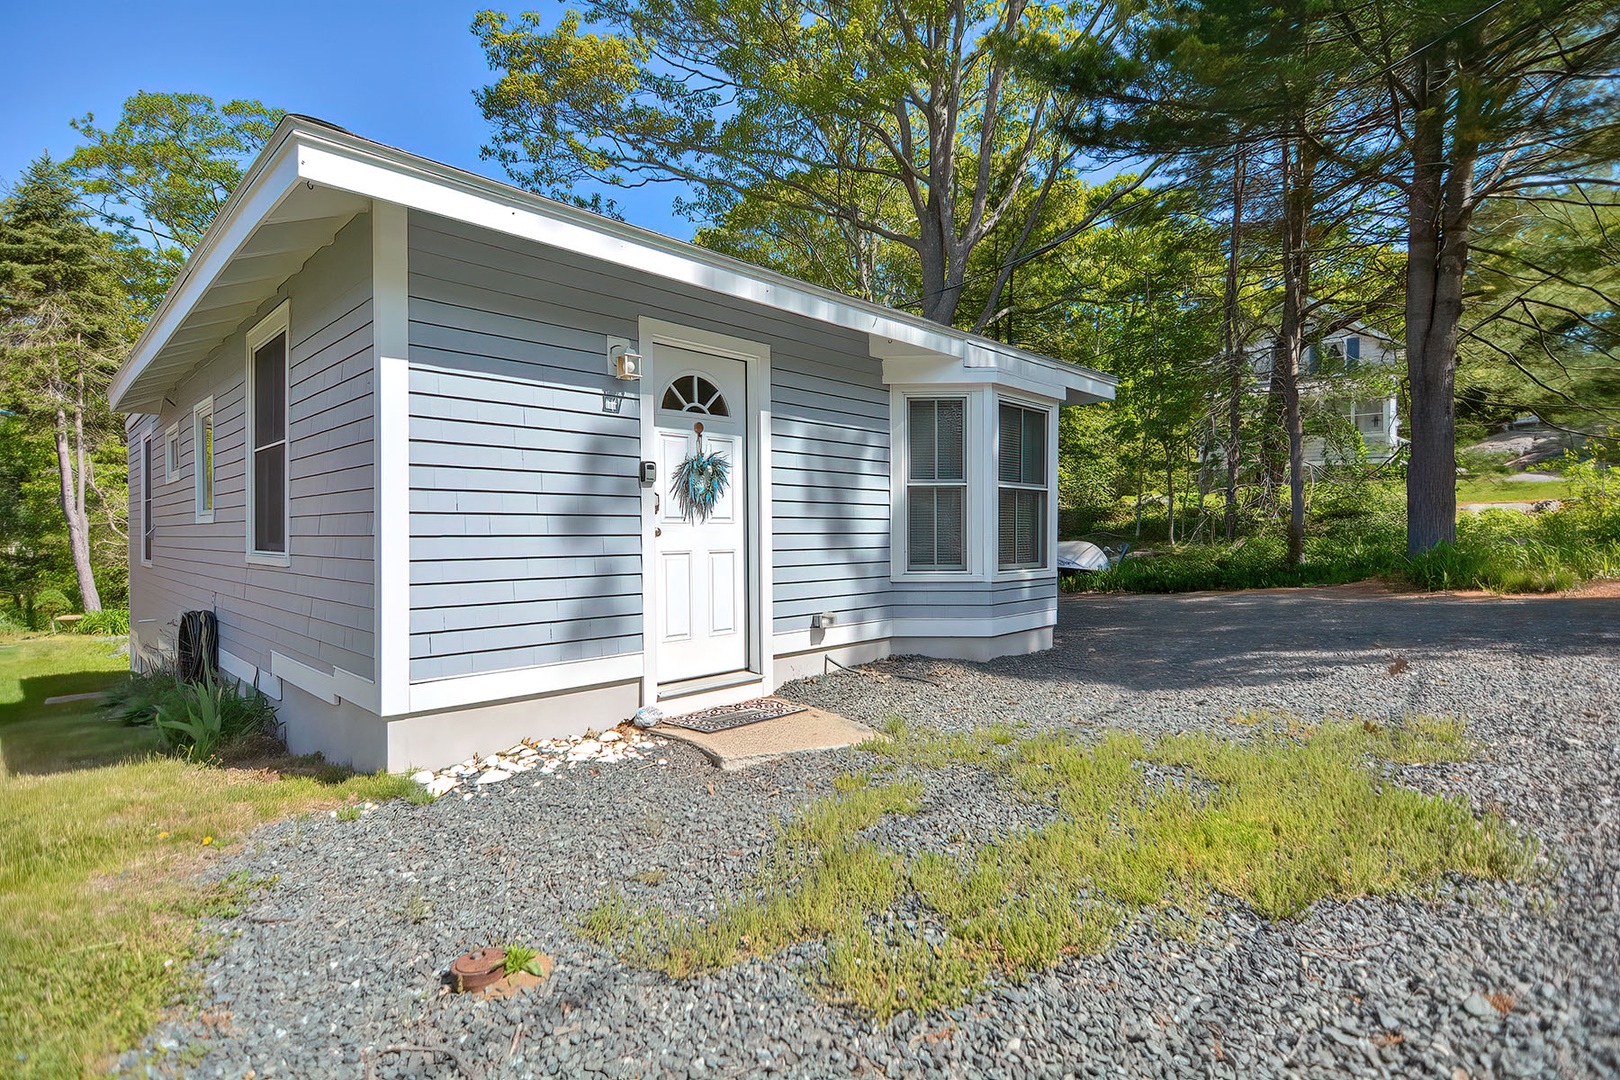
[177,610,219,683]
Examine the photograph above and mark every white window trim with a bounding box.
[245,300,291,566]
[993,392,1057,579]
[890,385,990,583]
[140,431,155,566]
[192,395,215,524]
[162,423,180,483]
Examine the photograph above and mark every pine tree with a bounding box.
[0,158,132,612]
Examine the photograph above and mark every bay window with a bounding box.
[998,401,1049,571]
[905,397,966,572]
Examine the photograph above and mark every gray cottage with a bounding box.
[114,117,1115,771]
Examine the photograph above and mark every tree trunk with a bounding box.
[1276,131,1314,566]
[1164,445,1176,545]
[1222,149,1248,541]
[53,406,102,612]
[1403,46,1479,556]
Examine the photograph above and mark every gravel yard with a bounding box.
[121,587,1619,1079]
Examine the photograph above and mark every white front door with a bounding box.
[653,348,748,682]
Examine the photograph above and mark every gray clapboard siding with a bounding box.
[403,210,1059,667]
[127,213,376,679]
[408,223,645,681]
[407,209,903,675]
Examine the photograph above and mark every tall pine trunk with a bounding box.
[1403,46,1480,556]
[1277,132,1315,566]
[1222,149,1248,541]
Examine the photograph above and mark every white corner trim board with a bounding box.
[406,652,644,715]
[271,651,378,712]
[372,200,412,717]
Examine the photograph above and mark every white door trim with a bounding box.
[637,317,773,707]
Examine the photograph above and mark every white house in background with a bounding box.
[1250,322,1404,464]
[111,116,1115,772]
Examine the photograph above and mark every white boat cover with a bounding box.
[1057,540,1111,572]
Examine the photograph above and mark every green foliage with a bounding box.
[501,944,548,976]
[0,159,133,613]
[473,0,1152,328]
[111,670,279,759]
[71,608,129,635]
[1069,475,1616,594]
[64,91,284,308]
[32,588,72,620]
[586,717,1533,1019]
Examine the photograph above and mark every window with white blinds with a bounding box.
[998,402,1048,570]
[906,397,967,571]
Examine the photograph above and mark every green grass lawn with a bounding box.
[0,635,421,1079]
[1454,477,1570,504]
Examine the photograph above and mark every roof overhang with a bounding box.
[112,117,1115,414]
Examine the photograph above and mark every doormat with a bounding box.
[660,696,808,734]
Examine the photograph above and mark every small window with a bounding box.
[660,374,730,416]
[998,402,1049,571]
[1354,401,1385,434]
[247,305,289,558]
[906,398,966,572]
[141,434,154,563]
[193,398,215,523]
[163,424,180,483]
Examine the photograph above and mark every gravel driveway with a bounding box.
[122,586,1619,1079]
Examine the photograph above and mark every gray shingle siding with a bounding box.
[127,212,376,679]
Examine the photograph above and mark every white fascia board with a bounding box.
[293,141,950,355]
[110,143,304,413]
[879,355,1077,404]
[289,131,1114,392]
[877,338,1113,404]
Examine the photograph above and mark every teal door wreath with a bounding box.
[672,424,730,522]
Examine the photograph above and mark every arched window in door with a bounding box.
[660,373,730,416]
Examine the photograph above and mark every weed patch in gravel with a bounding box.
[582,715,1536,1020]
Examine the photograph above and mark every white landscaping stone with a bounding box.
[476,768,513,785]
[425,776,459,797]
[410,770,434,785]
[599,730,623,743]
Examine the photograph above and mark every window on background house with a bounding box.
[1354,401,1385,436]
[906,397,966,571]
[141,434,154,563]
[247,309,289,557]
[998,402,1049,570]
[193,398,214,523]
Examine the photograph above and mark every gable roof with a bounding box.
[111,116,1115,413]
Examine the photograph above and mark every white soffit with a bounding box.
[112,117,1116,413]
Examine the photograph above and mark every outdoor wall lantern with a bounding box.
[610,343,644,380]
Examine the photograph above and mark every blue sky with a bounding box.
[0,0,693,238]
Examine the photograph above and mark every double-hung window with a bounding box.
[998,402,1049,571]
[247,306,289,558]
[906,397,967,572]
[193,397,215,523]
